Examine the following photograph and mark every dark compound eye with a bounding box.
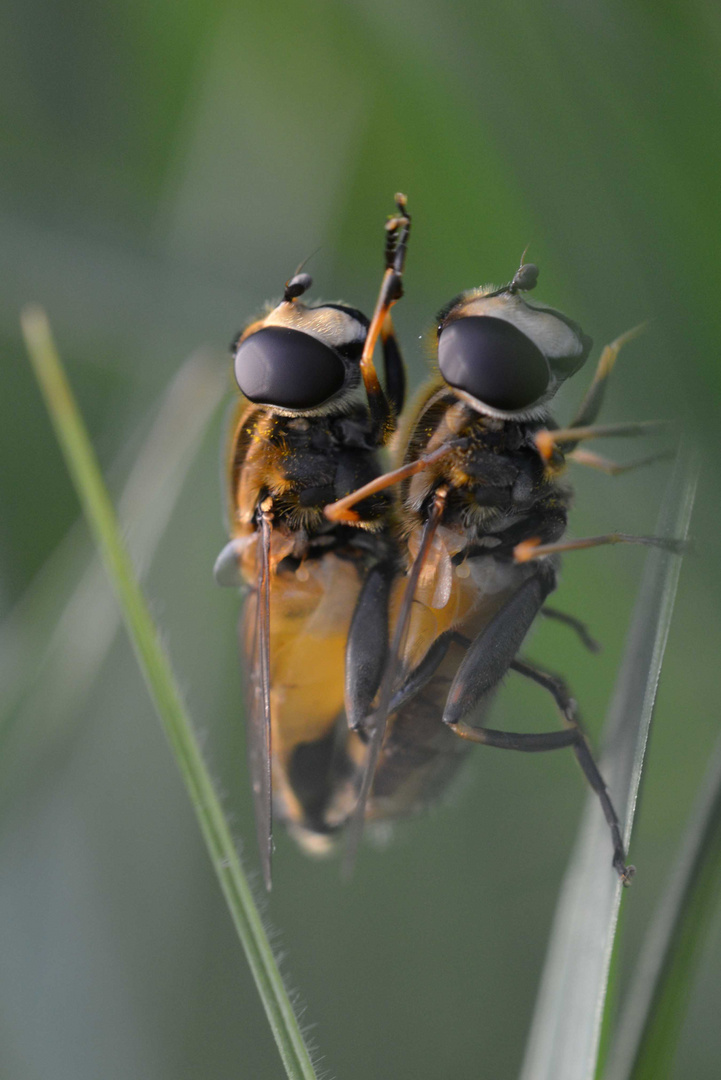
[438,316,550,411]
[234,325,346,409]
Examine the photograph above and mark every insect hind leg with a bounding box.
[446,659,633,884]
[512,658,633,884]
[541,605,601,653]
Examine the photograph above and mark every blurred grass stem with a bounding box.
[604,734,721,1080]
[21,306,319,1080]
[0,347,226,783]
[519,446,697,1080]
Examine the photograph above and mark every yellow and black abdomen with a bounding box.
[367,550,541,823]
[241,552,366,850]
[229,402,396,853]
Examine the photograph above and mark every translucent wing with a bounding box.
[342,493,446,876]
[244,511,273,890]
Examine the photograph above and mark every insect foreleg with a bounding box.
[567,324,646,433]
[379,194,407,412]
[535,420,670,463]
[380,311,406,416]
[360,194,411,441]
[540,606,601,653]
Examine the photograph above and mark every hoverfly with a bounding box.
[327,258,677,882]
[215,197,411,888]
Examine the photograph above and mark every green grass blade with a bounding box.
[21,306,319,1080]
[519,448,698,1080]
[604,734,721,1080]
[0,348,226,775]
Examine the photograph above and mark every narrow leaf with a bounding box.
[0,348,226,766]
[519,447,698,1080]
[21,307,319,1080]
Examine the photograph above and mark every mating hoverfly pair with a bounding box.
[215,195,675,890]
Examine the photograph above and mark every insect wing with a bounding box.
[243,512,273,890]
[342,494,445,876]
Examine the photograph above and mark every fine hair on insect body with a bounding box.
[326,249,679,884]
[215,196,411,888]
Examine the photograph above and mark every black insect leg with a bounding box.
[510,658,633,885]
[345,560,394,732]
[342,487,447,877]
[452,676,634,884]
[346,586,469,738]
[381,314,406,417]
[388,630,471,713]
[442,568,556,726]
[439,566,632,881]
[541,605,601,653]
[447,715,630,872]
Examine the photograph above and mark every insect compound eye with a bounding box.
[438,316,550,411]
[234,325,346,409]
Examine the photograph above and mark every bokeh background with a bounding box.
[2,2,720,1077]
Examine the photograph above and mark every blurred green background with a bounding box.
[2,2,720,1077]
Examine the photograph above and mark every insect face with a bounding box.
[232,273,369,414]
[436,279,592,418]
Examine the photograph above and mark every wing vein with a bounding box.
[342,490,447,877]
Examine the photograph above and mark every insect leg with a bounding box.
[324,440,461,523]
[443,647,633,880]
[381,311,406,416]
[346,577,469,736]
[361,194,411,441]
[541,606,601,653]
[442,566,557,727]
[535,420,671,464]
[514,532,686,562]
[510,657,633,883]
[567,324,646,432]
[567,447,675,475]
[345,560,395,732]
[342,488,447,876]
[388,630,471,714]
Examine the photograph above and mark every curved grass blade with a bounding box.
[519,447,698,1080]
[0,348,226,775]
[604,734,721,1080]
[21,307,319,1080]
